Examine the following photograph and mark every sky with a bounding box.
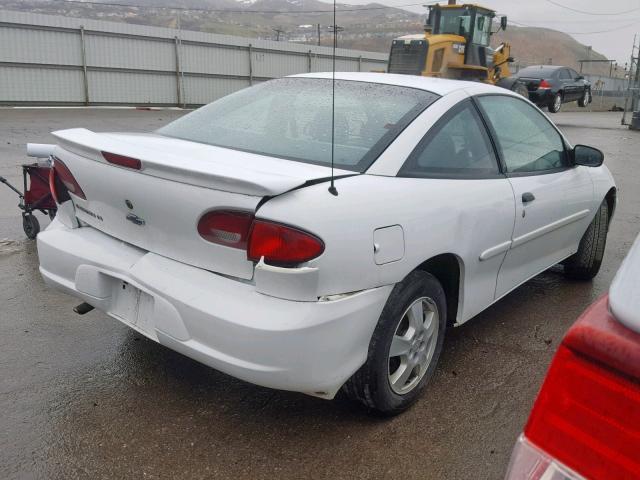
[336,0,640,65]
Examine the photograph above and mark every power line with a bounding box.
[543,0,640,16]
[509,18,640,34]
[45,0,640,36]
[49,0,432,14]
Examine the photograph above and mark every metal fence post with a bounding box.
[79,26,89,105]
[248,44,253,86]
[174,36,182,107]
[308,50,312,72]
[358,55,362,72]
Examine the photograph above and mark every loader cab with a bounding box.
[430,4,495,67]
[388,3,508,80]
[431,5,493,46]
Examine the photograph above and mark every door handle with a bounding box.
[522,192,535,204]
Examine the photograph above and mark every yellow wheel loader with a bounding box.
[388,1,529,97]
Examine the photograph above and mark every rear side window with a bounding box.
[157,78,439,172]
[559,69,572,80]
[399,100,499,178]
[476,95,567,174]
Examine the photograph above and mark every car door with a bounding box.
[475,94,594,299]
[397,98,516,321]
[558,69,575,101]
[568,68,585,100]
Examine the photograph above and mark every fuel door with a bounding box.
[373,225,405,265]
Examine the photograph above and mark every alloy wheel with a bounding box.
[554,94,562,111]
[388,297,439,395]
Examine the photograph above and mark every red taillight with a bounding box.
[197,210,253,249]
[539,79,552,89]
[248,220,324,265]
[102,151,141,170]
[521,296,640,480]
[198,211,324,266]
[52,158,86,200]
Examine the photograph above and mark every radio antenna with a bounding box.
[328,0,338,196]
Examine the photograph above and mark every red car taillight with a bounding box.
[50,157,86,201]
[248,220,324,265]
[539,79,552,89]
[197,211,324,266]
[197,210,253,249]
[506,295,640,480]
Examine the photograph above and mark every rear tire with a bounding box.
[548,92,562,113]
[512,82,529,99]
[578,89,591,108]
[564,201,608,280]
[343,271,446,415]
[23,214,40,239]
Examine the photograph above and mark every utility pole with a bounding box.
[272,27,285,41]
[622,34,639,127]
[328,24,344,43]
[317,23,321,46]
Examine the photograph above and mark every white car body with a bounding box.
[37,73,615,399]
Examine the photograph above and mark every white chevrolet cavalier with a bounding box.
[38,73,616,414]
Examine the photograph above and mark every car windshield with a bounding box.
[157,78,439,172]
[516,66,558,78]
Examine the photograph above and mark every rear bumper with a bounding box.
[529,89,554,105]
[37,219,392,398]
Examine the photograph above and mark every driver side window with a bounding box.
[476,95,568,174]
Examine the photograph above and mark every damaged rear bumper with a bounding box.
[37,219,392,398]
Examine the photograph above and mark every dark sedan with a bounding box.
[514,65,592,113]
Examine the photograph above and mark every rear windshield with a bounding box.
[157,78,439,172]
[516,66,558,78]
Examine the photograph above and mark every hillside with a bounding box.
[0,0,615,75]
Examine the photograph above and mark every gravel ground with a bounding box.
[1,108,638,480]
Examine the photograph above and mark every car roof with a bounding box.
[290,72,506,96]
[520,65,564,71]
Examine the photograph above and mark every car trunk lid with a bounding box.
[518,76,544,91]
[51,128,347,280]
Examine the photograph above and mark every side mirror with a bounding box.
[500,16,508,31]
[576,75,584,80]
[573,145,604,167]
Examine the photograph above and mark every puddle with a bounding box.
[0,238,24,255]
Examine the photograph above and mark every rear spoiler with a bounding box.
[51,128,318,197]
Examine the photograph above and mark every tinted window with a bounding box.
[476,95,567,173]
[158,78,439,172]
[568,69,580,79]
[516,66,558,78]
[399,100,499,178]
[559,69,572,80]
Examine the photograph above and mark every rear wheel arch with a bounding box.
[604,187,617,225]
[414,253,462,327]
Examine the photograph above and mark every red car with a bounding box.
[505,236,640,479]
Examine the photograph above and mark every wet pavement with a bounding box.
[1,109,638,480]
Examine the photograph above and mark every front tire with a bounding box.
[578,89,591,108]
[564,200,609,280]
[548,92,562,113]
[343,271,446,415]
